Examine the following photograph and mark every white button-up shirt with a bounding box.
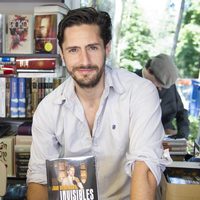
[27,66,170,199]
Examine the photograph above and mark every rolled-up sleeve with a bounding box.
[125,81,172,185]
[27,99,60,184]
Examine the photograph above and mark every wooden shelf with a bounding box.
[0,53,60,58]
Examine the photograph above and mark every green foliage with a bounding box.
[175,0,200,78]
[188,116,199,142]
[119,1,154,71]
[184,0,200,25]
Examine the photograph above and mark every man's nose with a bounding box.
[80,50,91,66]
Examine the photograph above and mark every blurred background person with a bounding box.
[135,53,190,139]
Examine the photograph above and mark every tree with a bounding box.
[118,0,154,71]
[171,0,185,58]
[175,0,200,78]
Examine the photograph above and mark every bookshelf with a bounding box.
[0,1,77,199]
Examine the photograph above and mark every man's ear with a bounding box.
[105,41,111,57]
[59,48,65,63]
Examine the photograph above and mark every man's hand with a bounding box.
[131,161,157,200]
[165,129,177,136]
[27,183,48,200]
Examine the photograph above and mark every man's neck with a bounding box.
[75,76,105,105]
[74,76,105,133]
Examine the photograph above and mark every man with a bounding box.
[135,53,190,139]
[62,165,84,189]
[27,7,170,200]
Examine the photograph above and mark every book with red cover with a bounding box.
[6,14,33,54]
[16,57,56,70]
[34,14,57,54]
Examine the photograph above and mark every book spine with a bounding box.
[10,77,19,118]
[0,77,6,117]
[0,14,5,53]
[15,144,31,153]
[31,78,38,115]
[6,78,11,117]
[18,78,26,118]
[16,135,32,145]
[16,57,56,70]
[26,78,32,118]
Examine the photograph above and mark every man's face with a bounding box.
[145,68,163,91]
[40,17,50,37]
[58,170,66,182]
[60,24,110,88]
[68,167,75,177]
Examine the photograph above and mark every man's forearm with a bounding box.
[27,183,48,200]
[131,161,157,200]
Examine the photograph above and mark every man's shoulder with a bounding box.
[108,66,154,92]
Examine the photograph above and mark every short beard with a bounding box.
[68,64,105,89]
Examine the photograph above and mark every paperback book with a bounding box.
[46,155,98,200]
[34,14,57,54]
[6,14,33,54]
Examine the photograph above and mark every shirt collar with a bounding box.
[54,66,125,105]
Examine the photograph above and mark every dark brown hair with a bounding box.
[57,7,112,50]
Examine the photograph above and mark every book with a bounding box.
[16,57,56,70]
[25,78,32,118]
[34,3,69,15]
[6,14,34,54]
[16,135,32,145]
[17,121,32,136]
[18,78,26,118]
[46,155,98,200]
[3,182,27,200]
[6,78,10,117]
[34,14,58,54]
[0,77,6,117]
[31,78,39,115]
[165,167,200,185]
[0,135,15,176]
[0,14,5,53]
[10,77,19,118]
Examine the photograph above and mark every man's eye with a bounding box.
[68,48,78,53]
[88,46,98,51]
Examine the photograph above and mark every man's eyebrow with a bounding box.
[65,46,80,50]
[86,43,100,47]
[65,43,101,50]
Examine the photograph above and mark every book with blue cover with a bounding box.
[10,77,19,118]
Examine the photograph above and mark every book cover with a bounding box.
[6,14,33,54]
[0,135,15,176]
[34,14,57,54]
[0,14,5,53]
[46,155,98,200]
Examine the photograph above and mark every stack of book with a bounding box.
[163,137,187,161]
[15,121,32,178]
